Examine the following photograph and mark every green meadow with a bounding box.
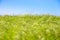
[0,15,60,40]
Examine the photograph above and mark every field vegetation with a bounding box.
[0,15,60,40]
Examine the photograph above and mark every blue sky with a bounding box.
[0,0,60,15]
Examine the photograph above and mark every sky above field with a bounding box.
[0,0,60,15]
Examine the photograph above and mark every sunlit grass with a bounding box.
[0,15,60,40]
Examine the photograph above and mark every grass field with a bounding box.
[0,15,60,40]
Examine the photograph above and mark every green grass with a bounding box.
[0,15,60,40]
